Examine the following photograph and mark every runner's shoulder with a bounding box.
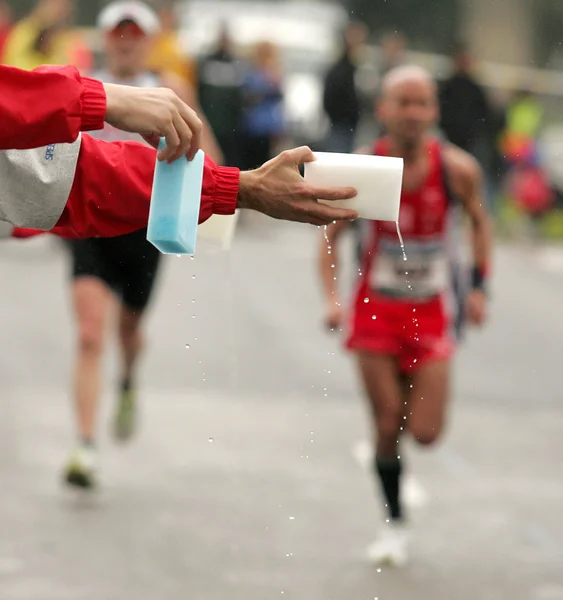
[441,142,482,185]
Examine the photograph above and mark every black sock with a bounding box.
[374,455,403,521]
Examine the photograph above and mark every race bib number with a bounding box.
[369,238,449,298]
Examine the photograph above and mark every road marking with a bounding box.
[352,439,429,509]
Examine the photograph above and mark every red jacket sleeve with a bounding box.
[50,135,239,239]
[0,65,106,150]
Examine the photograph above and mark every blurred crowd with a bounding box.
[0,0,558,237]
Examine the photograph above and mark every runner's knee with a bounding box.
[118,310,143,345]
[409,422,443,446]
[78,322,104,356]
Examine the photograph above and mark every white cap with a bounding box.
[97,1,160,35]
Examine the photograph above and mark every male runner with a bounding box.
[319,65,492,566]
[63,0,223,489]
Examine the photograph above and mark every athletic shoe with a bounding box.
[367,520,410,567]
[64,444,97,489]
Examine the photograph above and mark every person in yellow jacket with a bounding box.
[147,1,196,86]
[2,0,92,72]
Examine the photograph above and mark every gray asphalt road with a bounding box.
[0,219,562,600]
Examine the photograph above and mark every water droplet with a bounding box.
[176,254,181,258]
[185,344,190,349]
[192,315,196,319]
[364,297,369,303]
[192,274,196,279]
[372,315,377,320]
[190,255,195,260]
[377,568,382,573]
[208,437,214,443]
[192,299,196,303]
[289,516,295,520]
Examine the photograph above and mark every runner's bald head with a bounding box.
[377,65,438,148]
[381,65,436,99]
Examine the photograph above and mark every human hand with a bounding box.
[465,289,487,326]
[237,146,358,226]
[103,83,202,163]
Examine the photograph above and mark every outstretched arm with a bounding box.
[445,145,493,325]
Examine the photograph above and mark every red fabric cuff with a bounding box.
[212,166,239,215]
[80,77,107,132]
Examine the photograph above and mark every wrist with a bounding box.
[471,265,489,293]
[103,83,126,126]
[237,170,261,211]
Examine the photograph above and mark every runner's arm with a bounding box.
[319,220,351,302]
[445,145,493,285]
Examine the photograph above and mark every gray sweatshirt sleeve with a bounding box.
[0,136,82,229]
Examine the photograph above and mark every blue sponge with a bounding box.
[147,139,205,255]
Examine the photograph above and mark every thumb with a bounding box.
[285,146,316,165]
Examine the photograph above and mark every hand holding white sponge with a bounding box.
[304,152,404,221]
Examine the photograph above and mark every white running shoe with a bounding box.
[64,444,98,489]
[367,520,411,567]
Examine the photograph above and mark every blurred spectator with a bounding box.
[0,0,12,59]
[378,31,407,77]
[2,0,73,69]
[438,44,491,157]
[240,41,285,170]
[197,25,244,167]
[501,90,553,232]
[501,89,544,161]
[322,22,367,153]
[147,0,196,87]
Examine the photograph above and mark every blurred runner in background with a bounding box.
[319,65,492,566]
[63,0,222,491]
